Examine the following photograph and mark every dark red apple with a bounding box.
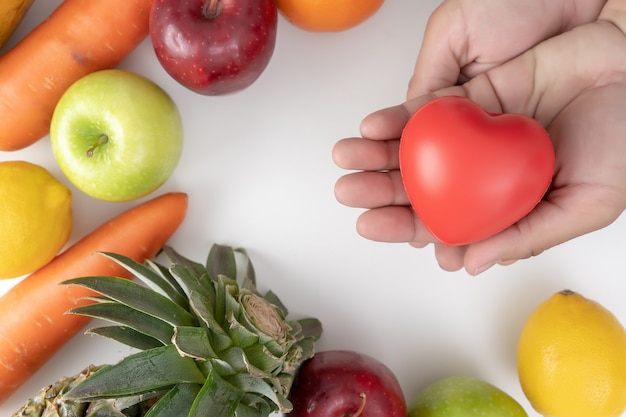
[287,350,407,417]
[149,0,277,95]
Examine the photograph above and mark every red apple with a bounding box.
[149,0,277,95]
[287,350,407,417]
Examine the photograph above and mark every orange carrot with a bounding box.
[0,0,154,151]
[0,192,188,404]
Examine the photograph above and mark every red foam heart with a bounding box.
[399,96,555,246]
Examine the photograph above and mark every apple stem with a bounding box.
[352,393,367,417]
[203,0,220,18]
[86,134,109,158]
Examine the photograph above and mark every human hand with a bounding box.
[407,0,606,98]
[333,0,626,274]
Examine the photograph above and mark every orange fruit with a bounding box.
[277,0,384,32]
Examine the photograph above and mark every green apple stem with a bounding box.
[353,393,367,417]
[203,0,220,18]
[86,134,109,158]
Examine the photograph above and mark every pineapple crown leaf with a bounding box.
[68,301,175,345]
[206,244,238,283]
[295,317,323,341]
[86,326,163,351]
[67,345,206,401]
[60,244,322,417]
[98,251,190,309]
[172,326,219,360]
[142,382,201,417]
[63,276,197,327]
[189,364,245,417]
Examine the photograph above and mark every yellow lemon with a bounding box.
[0,161,72,279]
[517,289,626,417]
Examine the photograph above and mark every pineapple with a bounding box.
[13,244,322,417]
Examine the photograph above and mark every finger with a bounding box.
[434,244,468,272]
[407,2,466,99]
[464,185,622,275]
[356,206,435,243]
[332,137,400,171]
[360,96,432,141]
[459,22,626,124]
[407,0,605,100]
[409,241,429,249]
[334,170,409,209]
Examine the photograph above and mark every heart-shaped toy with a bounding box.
[399,95,555,246]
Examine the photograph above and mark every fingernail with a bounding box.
[473,260,498,275]
[498,259,517,266]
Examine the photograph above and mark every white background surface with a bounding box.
[1,1,626,415]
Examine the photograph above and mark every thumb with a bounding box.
[407,3,469,99]
[463,186,621,275]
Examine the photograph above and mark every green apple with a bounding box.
[408,376,528,417]
[50,69,183,202]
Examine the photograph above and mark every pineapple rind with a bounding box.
[12,365,160,417]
